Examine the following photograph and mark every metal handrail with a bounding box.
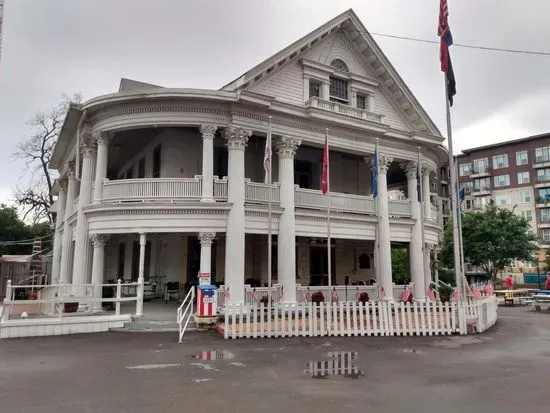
[177,287,195,343]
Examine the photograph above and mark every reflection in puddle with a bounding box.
[305,351,363,379]
[189,350,235,361]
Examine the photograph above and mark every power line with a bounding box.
[363,31,550,57]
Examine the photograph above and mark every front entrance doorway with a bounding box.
[309,244,336,286]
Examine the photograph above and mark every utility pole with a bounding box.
[0,0,4,65]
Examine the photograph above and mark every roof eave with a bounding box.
[50,104,83,170]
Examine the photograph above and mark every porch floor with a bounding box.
[114,299,197,332]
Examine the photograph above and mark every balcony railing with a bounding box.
[295,188,377,214]
[305,97,383,123]
[245,180,280,204]
[101,177,203,202]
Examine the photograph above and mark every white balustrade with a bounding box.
[245,180,280,204]
[101,177,203,202]
[388,199,412,217]
[306,97,383,123]
[214,177,228,200]
[295,187,376,214]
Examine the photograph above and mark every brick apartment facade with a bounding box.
[455,132,550,275]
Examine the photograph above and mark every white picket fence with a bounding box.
[222,295,498,339]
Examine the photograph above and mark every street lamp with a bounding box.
[535,252,541,290]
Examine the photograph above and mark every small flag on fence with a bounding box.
[355,288,361,300]
[379,285,385,300]
[305,288,311,301]
[224,287,230,299]
[401,284,412,302]
[251,288,257,302]
[426,288,437,301]
[331,289,338,303]
[452,287,459,301]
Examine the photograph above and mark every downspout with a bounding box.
[75,109,87,181]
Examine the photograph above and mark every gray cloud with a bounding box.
[0,0,549,204]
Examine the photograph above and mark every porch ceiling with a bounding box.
[107,127,166,174]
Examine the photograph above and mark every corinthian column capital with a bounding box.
[400,161,418,179]
[94,131,113,146]
[276,136,301,159]
[378,154,393,174]
[200,125,217,140]
[223,127,252,151]
[80,122,97,158]
[198,232,216,247]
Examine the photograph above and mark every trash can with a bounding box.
[196,284,218,317]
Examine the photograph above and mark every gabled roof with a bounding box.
[119,78,164,92]
[222,9,441,137]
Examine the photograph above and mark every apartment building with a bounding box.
[456,133,550,276]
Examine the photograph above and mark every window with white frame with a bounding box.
[542,229,550,242]
[474,177,490,191]
[535,146,550,163]
[537,168,550,182]
[459,163,471,176]
[329,77,348,103]
[517,171,530,184]
[492,154,509,169]
[521,210,533,221]
[495,194,511,205]
[516,150,528,165]
[493,174,510,188]
[472,158,489,174]
[463,181,473,193]
[519,190,531,203]
[309,80,321,98]
[356,94,368,110]
[541,208,550,222]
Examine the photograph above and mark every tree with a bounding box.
[391,247,408,284]
[14,93,82,224]
[442,204,538,283]
[0,204,52,256]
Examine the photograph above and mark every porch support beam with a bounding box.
[373,154,393,300]
[223,127,251,305]
[422,163,433,219]
[198,232,216,283]
[91,234,109,312]
[277,136,301,303]
[51,179,67,284]
[93,131,112,203]
[136,232,147,317]
[402,161,426,301]
[200,125,217,202]
[60,162,76,284]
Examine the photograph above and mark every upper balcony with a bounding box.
[470,165,491,178]
[305,97,384,123]
[472,185,491,196]
[533,156,550,169]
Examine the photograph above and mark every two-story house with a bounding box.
[48,9,447,312]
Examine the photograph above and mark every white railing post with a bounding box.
[115,279,122,316]
[1,280,12,322]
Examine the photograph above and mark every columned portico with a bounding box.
[224,127,251,305]
[72,125,96,286]
[198,232,216,279]
[403,161,426,301]
[375,154,393,300]
[276,136,301,302]
[93,131,111,203]
[90,234,109,312]
[51,179,67,283]
[200,125,217,202]
[59,161,76,284]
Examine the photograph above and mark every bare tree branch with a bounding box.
[13,93,83,223]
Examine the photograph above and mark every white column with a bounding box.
[72,125,96,287]
[223,127,251,306]
[376,155,394,300]
[93,131,111,203]
[90,234,109,312]
[60,162,76,284]
[198,232,215,283]
[136,233,146,317]
[276,136,301,303]
[402,161,426,301]
[200,125,217,202]
[422,163,432,219]
[51,180,67,283]
[424,243,433,291]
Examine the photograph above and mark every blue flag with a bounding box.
[372,150,378,198]
[459,186,465,202]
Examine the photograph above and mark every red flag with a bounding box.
[321,131,329,195]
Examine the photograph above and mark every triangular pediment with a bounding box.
[222,9,440,136]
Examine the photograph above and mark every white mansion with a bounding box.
[49,9,448,309]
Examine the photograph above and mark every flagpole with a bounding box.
[444,75,463,302]
[325,128,332,298]
[455,156,469,295]
[267,116,273,311]
[418,147,427,298]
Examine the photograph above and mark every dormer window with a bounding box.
[330,59,349,72]
[329,77,348,104]
[309,80,321,98]
[357,95,367,110]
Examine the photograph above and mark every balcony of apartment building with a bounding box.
[533,151,550,169]
[471,183,491,196]
[537,211,550,229]
[469,163,491,179]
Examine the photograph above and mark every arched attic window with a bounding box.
[329,59,349,104]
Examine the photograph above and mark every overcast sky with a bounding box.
[0,0,549,206]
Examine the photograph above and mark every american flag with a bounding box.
[331,289,338,303]
[471,284,481,299]
[401,284,412,302]
[263,117,272,184]
[379,286,385,300]
[224,286,230,299]
[485,282,494,296]
[321,129,329,195]
[355,288,361,300]
[251,288,257,302]
[438,0,456,105]
[426,288,437,301]
[305,288,311,301]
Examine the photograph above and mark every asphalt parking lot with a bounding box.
[1,305,549,413]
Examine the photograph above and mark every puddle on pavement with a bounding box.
[305,351,363,379]
[189,350,235,361]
